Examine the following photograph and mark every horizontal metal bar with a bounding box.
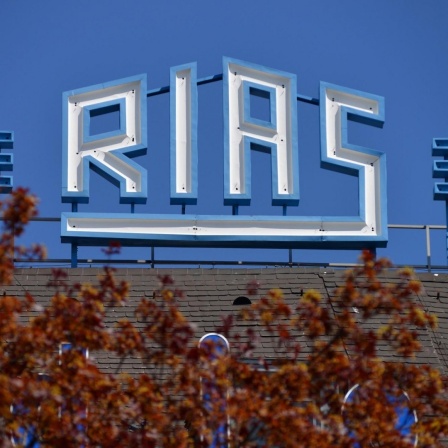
[297,94,319,105]
[13,257,448,272]
[147,85,170,97]
[327,263,361,267]
[197,74,223,85]
[388,224,447,229]
[388,224,426,229]
[146,73,223,97]
[145,73,319,104]
[13,258,302,267]
[28,217,61,222]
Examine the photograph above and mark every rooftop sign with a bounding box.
[60,57,387,254]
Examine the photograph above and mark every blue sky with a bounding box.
[1,0,448,268]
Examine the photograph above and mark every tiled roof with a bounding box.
[7,267,448,374]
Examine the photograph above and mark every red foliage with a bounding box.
[0,190,446,446]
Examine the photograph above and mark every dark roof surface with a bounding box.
[7,267,448,374]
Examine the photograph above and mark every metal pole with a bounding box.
[71,244,78,268]
[446,206,448,268]
[71,202,78,267]
[425,225,431,272]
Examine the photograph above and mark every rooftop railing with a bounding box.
[10,219,448,272]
